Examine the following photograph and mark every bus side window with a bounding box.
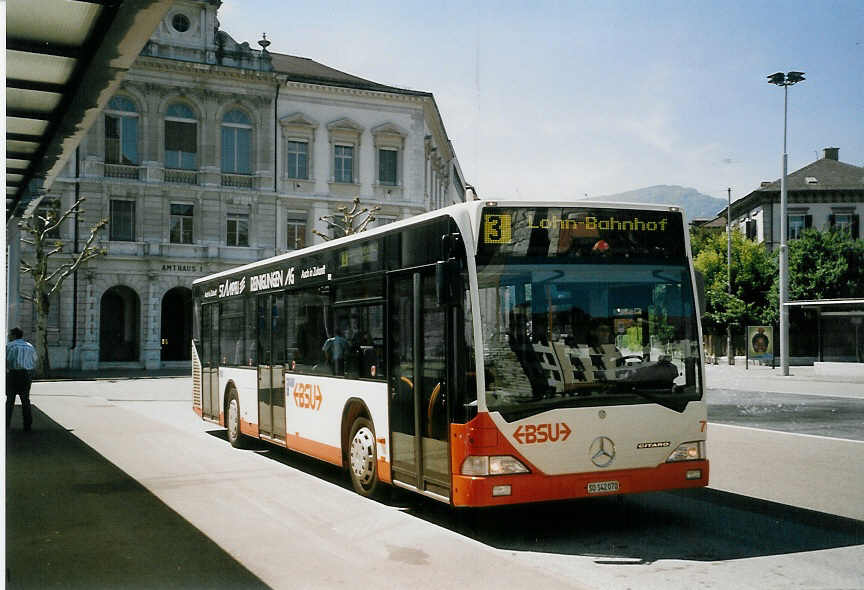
[219,298,244,366]
[336,303,385,380]
[290,287,329,374]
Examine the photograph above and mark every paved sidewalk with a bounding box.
[5,406,268,589]
[37,367,190,381]
[705,363,864,398]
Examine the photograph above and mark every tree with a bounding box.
[312,197,381,241]
[692,229,776,335]
[18,197,107,377]
[768,228,864,308]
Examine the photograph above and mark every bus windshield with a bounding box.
[475,206,701,421]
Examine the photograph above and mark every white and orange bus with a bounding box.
[192,201,708,506]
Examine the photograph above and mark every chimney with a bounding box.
[760,181,772,188]
[822,147,839,161]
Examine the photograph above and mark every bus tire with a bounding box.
[226,388,244,449]
[347,417,379,498]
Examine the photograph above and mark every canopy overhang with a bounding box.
[6,0,174,220]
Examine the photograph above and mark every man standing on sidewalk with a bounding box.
[7,327,37,431]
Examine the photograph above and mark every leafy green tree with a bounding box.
[769,229,864,307]
[691,229,775,335]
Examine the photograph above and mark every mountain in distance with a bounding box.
[587,185,727,221]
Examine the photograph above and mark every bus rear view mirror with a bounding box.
[436,259,458,307]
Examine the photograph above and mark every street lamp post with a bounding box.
[727,187,733,366]
[767,71,805,376]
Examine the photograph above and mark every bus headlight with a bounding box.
[461,455,530,476]
[666,441,705,462]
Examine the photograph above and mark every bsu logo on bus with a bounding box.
[513,422,572,444]
[287,378,322,411]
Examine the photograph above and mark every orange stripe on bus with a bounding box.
[377,459,392,484]
[240,419,259,438]
[286,433,343,467]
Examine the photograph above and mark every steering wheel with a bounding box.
[616,355,644,367]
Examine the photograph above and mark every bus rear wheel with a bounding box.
[226,389,244,448]
[348,417,379,498]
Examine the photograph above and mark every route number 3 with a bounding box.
[484,214,512,244]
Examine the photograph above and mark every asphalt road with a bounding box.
[706,388,864,441]
[8,377,864,590]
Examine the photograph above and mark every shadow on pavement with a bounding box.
[402,486,864,563]
[6,405,268,590]
[213,427,864,564]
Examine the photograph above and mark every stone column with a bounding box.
[142,272,162,369]
[80,273,99,370]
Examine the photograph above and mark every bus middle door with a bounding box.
[388,268,450,501]
[201,303,220,421]
[257,293,287,441]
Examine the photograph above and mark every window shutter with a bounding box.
[828,214,835,228]
[804,215,812,229]
[853,215,860,240]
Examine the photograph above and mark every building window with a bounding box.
[165,103,197,170]
[830,212,860,239]
[36,198,62,239]
[170,204,194,244]
[788,214,810,240]
[221,109,252,174]
[327,118,362,185]
[334,145,354,183]
[372,123,405,190]
[286,215,306,250]
[172,13,190,33]
[105,96,138,165]
[110,200,136,241]
[227,213,249,247]
[286,141,309,179]
[378,149,397,186]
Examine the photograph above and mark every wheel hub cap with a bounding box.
[350,427,375,485]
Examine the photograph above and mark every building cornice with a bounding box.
[135,55,278,83]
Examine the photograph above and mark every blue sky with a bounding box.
[220,0,863,203]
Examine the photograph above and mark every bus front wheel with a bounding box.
[348,417,379,498]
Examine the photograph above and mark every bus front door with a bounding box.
[388,269,451,501]
[201,303,220,421]
[257,293,287,441]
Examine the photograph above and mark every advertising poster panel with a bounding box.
[747,325,774,363]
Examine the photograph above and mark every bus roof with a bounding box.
[192,200,684,285]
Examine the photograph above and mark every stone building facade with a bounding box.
[11,0,467,370]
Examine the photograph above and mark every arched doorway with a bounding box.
[161,287,193,361]
[99,286,140,362]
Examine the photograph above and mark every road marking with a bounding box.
[710,422,864,444]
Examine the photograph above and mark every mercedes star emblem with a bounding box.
[590,436,616,467]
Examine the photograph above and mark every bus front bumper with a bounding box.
[451,460,709,507]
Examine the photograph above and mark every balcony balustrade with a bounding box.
[221,173,253,189]
[104,164,142,180]
[165,168,199,185]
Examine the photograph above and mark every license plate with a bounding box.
[587,480,620,494]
